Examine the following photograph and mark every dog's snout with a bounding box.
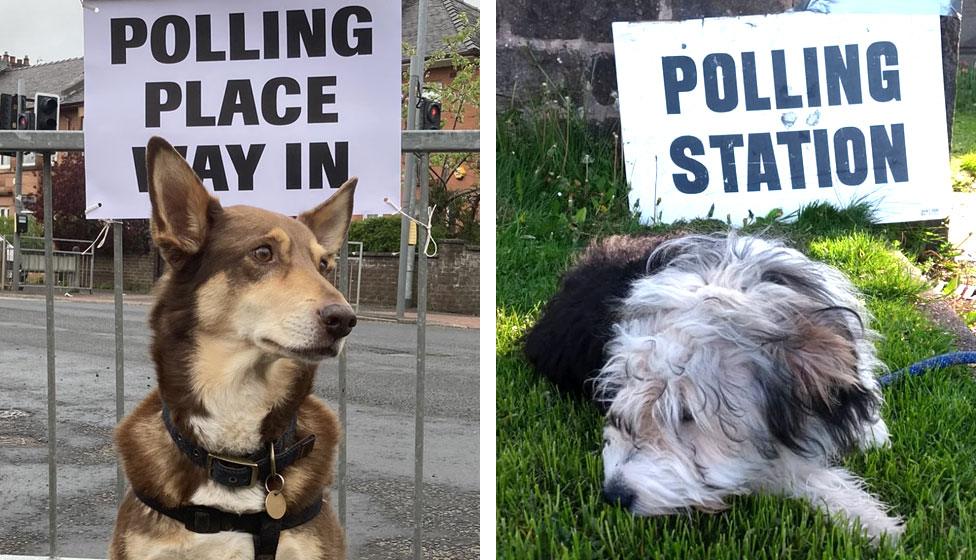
[319,305,357,338]
[602,481,636,510]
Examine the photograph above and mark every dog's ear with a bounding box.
[146,136,220,267]
[524,235,669,407]
[761,314,878,456]
[299,177,357,255]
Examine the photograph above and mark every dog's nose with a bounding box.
[319,305,357,339]
[602,482,636,510]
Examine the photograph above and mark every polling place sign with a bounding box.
[612,13,951,224]
[83,0,400,219]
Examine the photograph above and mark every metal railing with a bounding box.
[1,234,96,293]
[0,126,478,560]
[331,240,364,313]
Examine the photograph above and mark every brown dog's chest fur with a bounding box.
[110,390,344,559]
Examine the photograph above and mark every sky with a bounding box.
[1,0,480,64]
[3,0,85,64]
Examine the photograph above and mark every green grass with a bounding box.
[496,112,976,559]
[952,111,976,156]
[950,108,976,191]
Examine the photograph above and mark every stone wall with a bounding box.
[498,0,796,122]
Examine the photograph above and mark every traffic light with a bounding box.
[35,93,59,130]
[0,94,22,156]
[17,111,34,130]
[419,97,441,130]
[0,93,17,130]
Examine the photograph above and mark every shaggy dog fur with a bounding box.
[525,233,903,542]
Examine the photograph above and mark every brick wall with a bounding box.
[427,240,480,315]
[91,250,158,293]
[92,241,480,316]
[353,239,480,315]
[355,251,401,309]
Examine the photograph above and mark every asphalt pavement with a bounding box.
[0,294,479,559]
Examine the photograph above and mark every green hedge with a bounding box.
[349,215,402,253]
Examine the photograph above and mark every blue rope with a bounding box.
[878,351,976,387]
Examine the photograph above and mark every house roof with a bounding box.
[403,0,480,62]
[0,57,84,104]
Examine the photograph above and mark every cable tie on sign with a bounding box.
[80,0,100,13]
[85,220,112,253]
[384,198,437,257]
[81,204,119,253]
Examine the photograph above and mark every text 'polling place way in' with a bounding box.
[83,0,401,219]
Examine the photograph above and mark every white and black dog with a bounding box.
[524,233,903,541]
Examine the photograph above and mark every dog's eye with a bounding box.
[761,271,788,285]
[680,406,694,424]
[253,245,273,262]
[603,436,610,449]
[319,257,332,274]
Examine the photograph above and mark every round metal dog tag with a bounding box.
[265,490,286,520]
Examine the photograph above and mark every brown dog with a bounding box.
[110,137,355,559]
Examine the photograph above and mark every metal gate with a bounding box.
[332,241,364,313]
[0,129,477,560]
[1,234,96,293]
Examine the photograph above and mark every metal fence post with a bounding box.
[114,221,125,502]
[12,80,24,293]
[337,236,350,525]
[413,152,430,560]
[42,152,58,558]
[398,0,430,320]
[12,149,23,292]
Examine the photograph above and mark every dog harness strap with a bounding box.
[133,490,324,559]
[161,404,317,488]
[254,519,283,560]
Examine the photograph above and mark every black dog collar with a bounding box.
[134,490,324,560]
[162,404,316,488]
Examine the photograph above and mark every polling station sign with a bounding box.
[612,13,951,224]
[83,0,400,219]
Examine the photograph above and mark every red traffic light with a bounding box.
[419,97,441,130]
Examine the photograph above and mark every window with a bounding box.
[0,207,9,218]
[22,151,59,166]
[0,152,57,169]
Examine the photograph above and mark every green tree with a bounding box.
[403,11,480,243]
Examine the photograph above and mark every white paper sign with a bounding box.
[612,13,951,224]
[83,0,401,219]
